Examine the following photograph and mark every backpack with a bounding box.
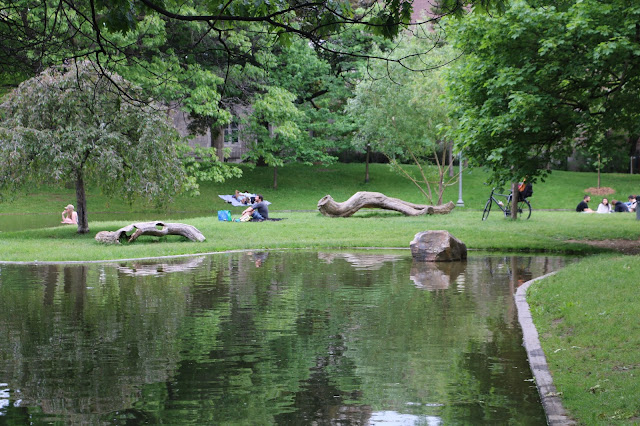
[519,183,533,199]
[217,210,232,221]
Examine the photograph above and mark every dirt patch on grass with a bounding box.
[567,238,640,255]
[584,186,615,195]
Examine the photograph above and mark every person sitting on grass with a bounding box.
[596,198,612,213]
[611,199,629,212]
[576,195,593,212]
[242,194,269,221]
[61,204,78,224]
[624,195,636,212]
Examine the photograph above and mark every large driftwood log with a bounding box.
[95,222,206,244]
[317,191,455,217]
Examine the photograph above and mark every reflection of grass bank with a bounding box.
[528,256,640,424]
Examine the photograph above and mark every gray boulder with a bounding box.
[410,230,467,262]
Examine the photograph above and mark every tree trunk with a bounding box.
[510,182,519,220]
[317,191,455,217]
[273,165,278,190]
[597,153,601,188]
[212,125,225,162]
[437,169,444,205]
[365,143,370,183]
[448,142,454,178]
[75,171,89,234]
[95,222,206,244]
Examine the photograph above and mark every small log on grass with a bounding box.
[95,222,205,244]
[317,191,455,217]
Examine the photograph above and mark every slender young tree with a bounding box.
[347,33,459,205]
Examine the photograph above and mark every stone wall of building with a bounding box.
[170,107,249,162]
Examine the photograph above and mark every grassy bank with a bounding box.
[528,256,640,424]
[2,163,640,216]
[0,210,638,262]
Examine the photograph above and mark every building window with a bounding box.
[224,122,239,144]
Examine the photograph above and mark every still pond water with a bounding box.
[0,251,571,424]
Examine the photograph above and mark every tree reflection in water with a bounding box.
[0,251,573,424]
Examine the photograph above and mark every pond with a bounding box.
[0,251,572,424]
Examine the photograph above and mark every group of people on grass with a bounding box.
[576,195,637,213]
[233,189,269,221]
[61,192,270,226]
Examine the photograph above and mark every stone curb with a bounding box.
[515,272,576,425]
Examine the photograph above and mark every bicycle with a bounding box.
[482,187,531,220]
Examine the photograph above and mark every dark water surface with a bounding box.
[0,251,571,424]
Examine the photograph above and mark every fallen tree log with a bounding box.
[95,222,206,244]
[317,192,455,217]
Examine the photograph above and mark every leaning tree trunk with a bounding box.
[75,171,89,234]
[318,191,455,217]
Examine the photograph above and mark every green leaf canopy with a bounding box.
[445,0,640,184]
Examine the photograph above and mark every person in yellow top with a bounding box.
[61,204,78,224]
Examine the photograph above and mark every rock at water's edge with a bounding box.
[410,230,467,262]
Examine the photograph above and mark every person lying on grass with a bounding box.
[233,190,251,204]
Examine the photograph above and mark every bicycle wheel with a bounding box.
[519,199,532,219]
[504,199,531,219]
[482,199,492,221]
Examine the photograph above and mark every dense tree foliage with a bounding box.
[0,0,518,199]
[0,61,189,233]
[445,0,640,185]
[0,0,507,78]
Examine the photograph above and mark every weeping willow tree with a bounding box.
[0,60,187,233]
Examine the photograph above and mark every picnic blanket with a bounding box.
[218,194,271,207]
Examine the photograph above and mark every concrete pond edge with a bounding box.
[515,272,576,425]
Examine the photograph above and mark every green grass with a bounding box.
[2,162,640,262]
[1,162,639,424]
[2,162,640,216]
[0,209,637,262]
[528,256,640,424]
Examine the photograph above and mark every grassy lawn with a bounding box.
[0,209,638,262]
[2,162,640,216]
[1,163,639,423]
[528,255,640,424]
